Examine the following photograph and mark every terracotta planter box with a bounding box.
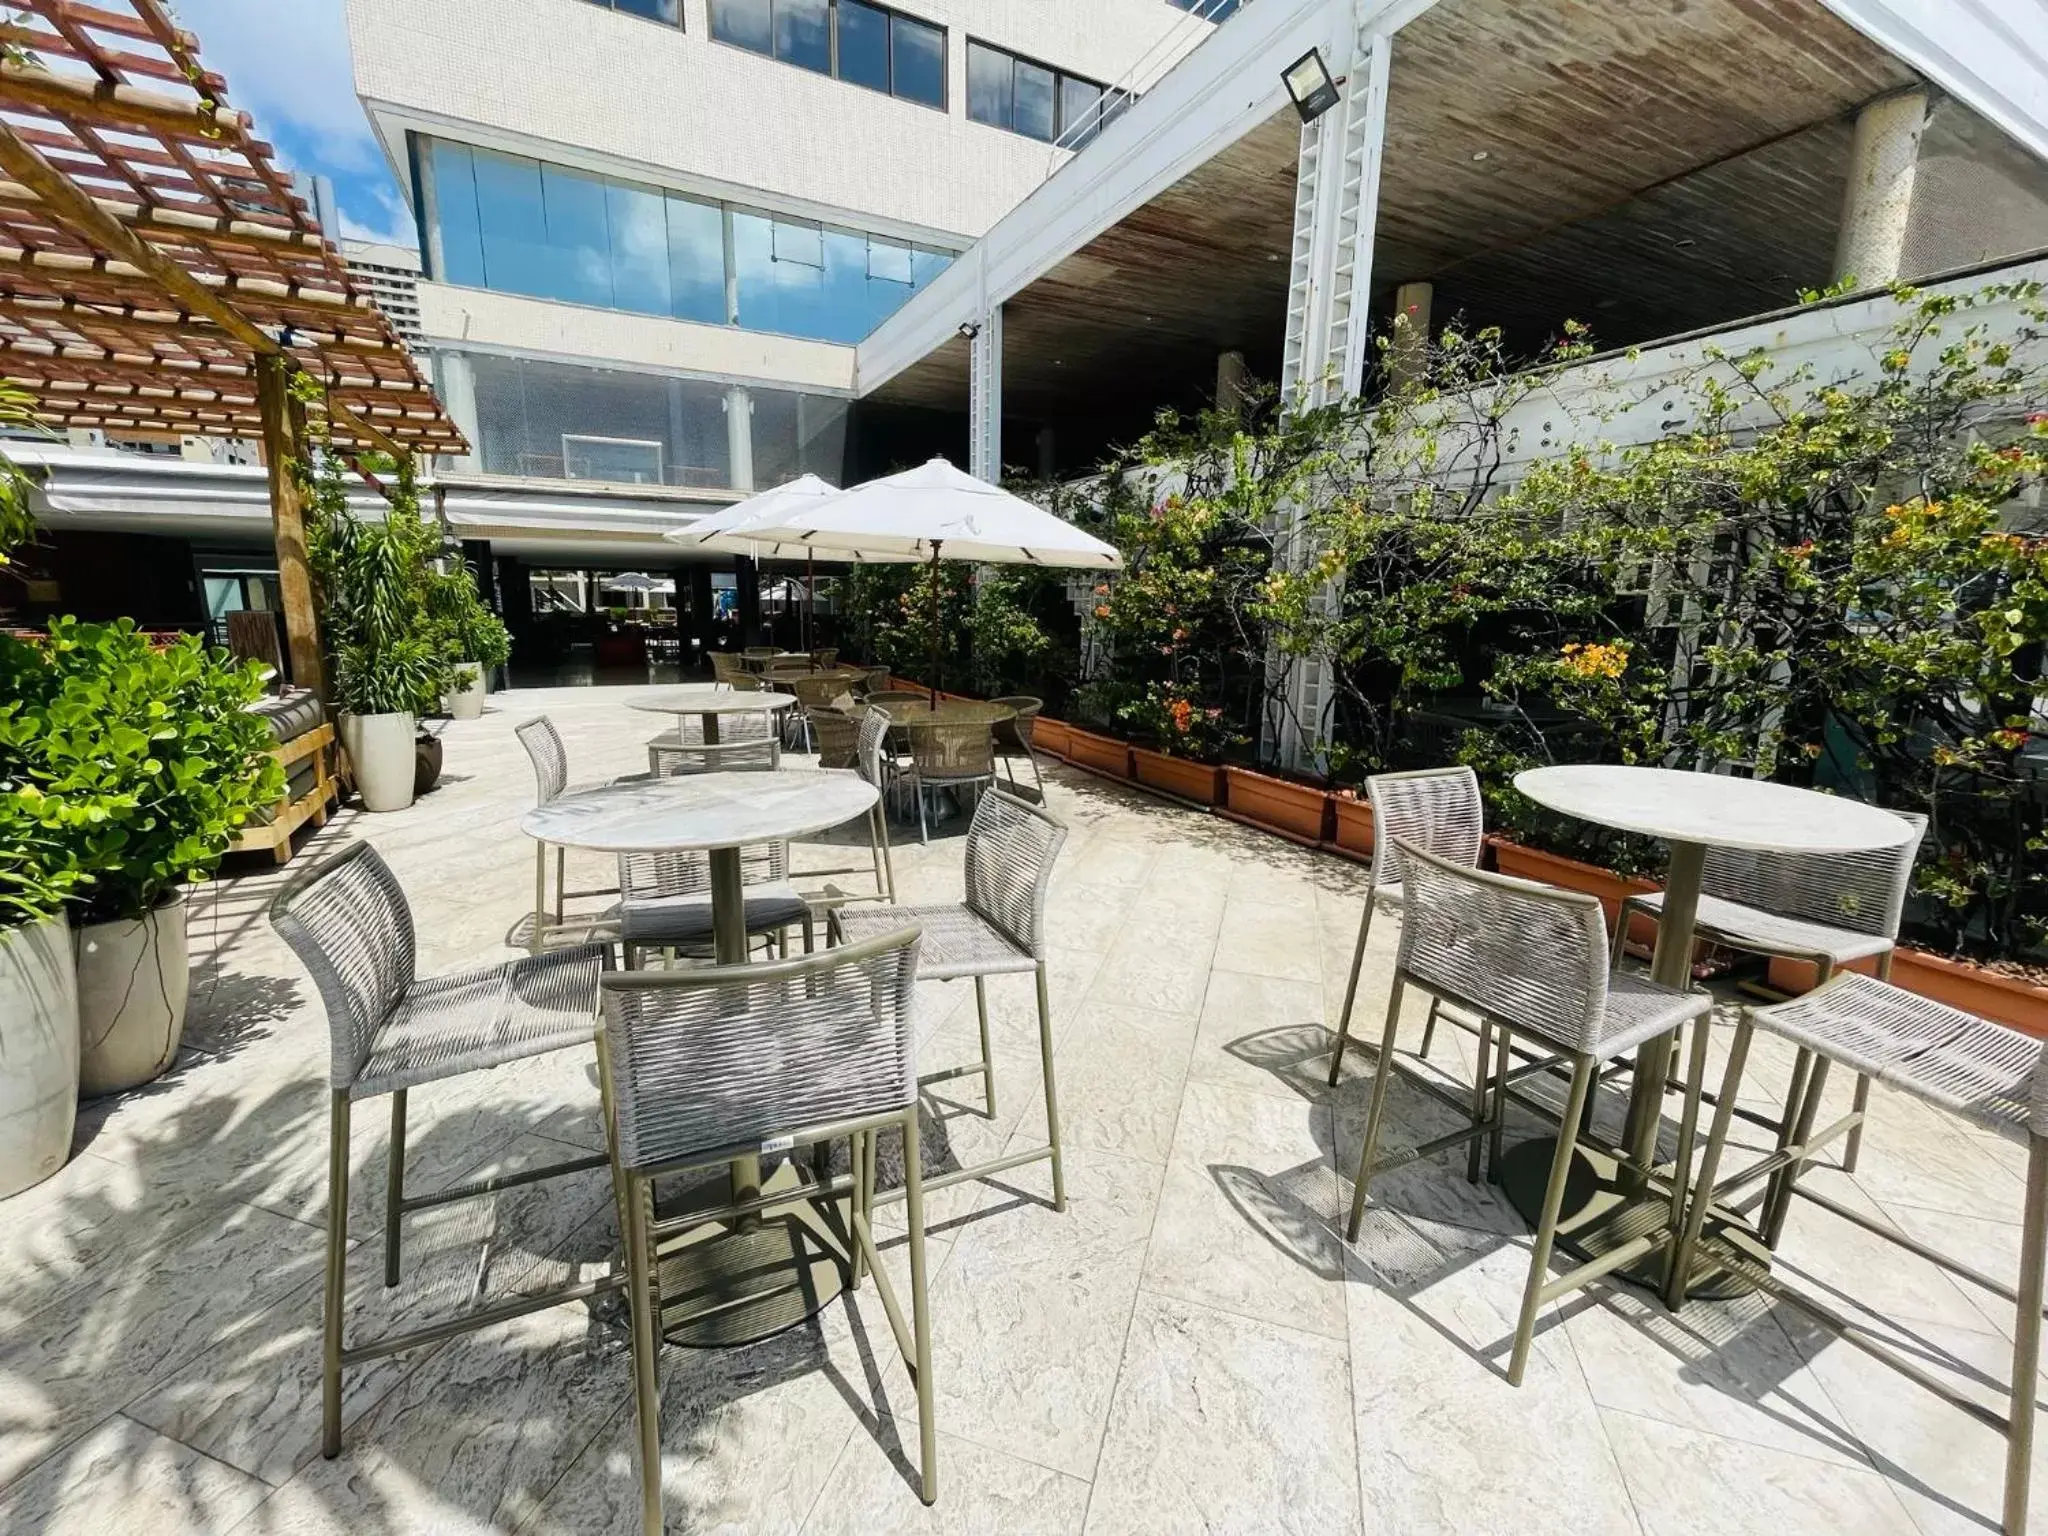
[1330,794,1375,858]
[1131,746,1222,805]
[1031,716,1073,759]
[1064,726,1133,779]
[1222,767,1332,845]
[1488,838,1661,951]
[1768,950,2048,1040]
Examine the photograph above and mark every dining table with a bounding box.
[1499,764,1919,1297]
[520,768,881,1345]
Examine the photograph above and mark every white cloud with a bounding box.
[338,185,418,249]
[165,0,380,172]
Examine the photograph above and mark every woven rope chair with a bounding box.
[1673,973,2048,1535]
[834,789,1071,1210]
[810,646,839,670]
[1347,840,1711,1385]
[855,709,901,900]
[810,705,861,769]
[270,841,614,1459]
[1326,766,1485,1086]
[516,715,636,951]
[646,708,779,776]
[861,665,892,696]
[616,840,811,965]
[599,926,935,1529]
[988,696,1044,798]
[1615,809,1925,1175]
[788,673,858,754]
[904,715,998,845]
[709,651,744,686]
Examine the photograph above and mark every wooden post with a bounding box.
[257,356,325,698]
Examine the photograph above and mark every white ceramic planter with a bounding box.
[0,915,79,1198]
[76,889,188,1098]
[342,710,418,812]
[443,661,485,721]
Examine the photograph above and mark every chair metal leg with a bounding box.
[383,1088,407,1289]
[1488,1023,1513,1182]
[1761,1046,1814,1240]
[850,1131,870,1290]
[916,778,929,846]
[531,841,548,956]
[871,805,897,903]
[1763,1056,1832,1248]
[1467,1017,1493,1185]
[1327,899,1377,1087]
[1026,747,1043,798]
[322,1090,351,1459]
[974,977,997,1118]
[621,1173,665,1536]
[553,845,566,928]
[1612,896,1640,973]
[1509,1053,1597,1387]
[1666,1017,1714,1248]
[1035,963,1066,1211]
[1666,1018,1754,1313]
[903,1111,938,1505]
[1346,976,1408,1241]
[1419,997,1443,1061]
[1843,951,1891,1173]
[2005,1135,2048,1536]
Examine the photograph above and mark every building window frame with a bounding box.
[965,37,1116,147]
[709,0,947,111]
[577,0,684,27]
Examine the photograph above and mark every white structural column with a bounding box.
[1833,88,1928,287]
[1388,279,1433,388]
[1271,11,1394,771]
[724,385,754,494]
[434,351,479,473]
[969,304,1003,482]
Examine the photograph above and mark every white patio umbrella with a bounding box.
[740,457,1124,701]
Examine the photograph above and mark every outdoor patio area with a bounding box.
[1,685,2038,1535]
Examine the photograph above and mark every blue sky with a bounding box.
[169,0,416,247]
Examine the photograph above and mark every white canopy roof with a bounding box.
[741,458,1124,569]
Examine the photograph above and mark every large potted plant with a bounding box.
[430,555,512,721]
[0,619,282,1096]
[304,454,448,810]
[0,792,95,1194]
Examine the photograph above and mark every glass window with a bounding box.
[752,389,849,487]
[1167,0,1238,16]
[773,0,829,72]
[911,246,949,289]
[868,240,913,285]
[891,15,944,107]
[665,194,727,324]
[606,179,671,315]
[1013,58,1056,142]
[772,219,824,269]
[463,352,737,489]
[538,163,612,307]
[967,42,1011,129]
[709,0,770,52]
[837,0,890,92]
[427,139,485,286]
[606,0,679,20]
[1059,75,1103,147]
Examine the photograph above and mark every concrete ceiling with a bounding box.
[868,0,1947,420]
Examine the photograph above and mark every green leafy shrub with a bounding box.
[0,618,283,925]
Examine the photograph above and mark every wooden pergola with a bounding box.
[0,0,467,694]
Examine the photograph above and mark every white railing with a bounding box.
[1043,0,1244,170]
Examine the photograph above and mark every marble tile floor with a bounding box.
[2,685,2041,1534]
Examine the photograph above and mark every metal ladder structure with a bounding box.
[1270,13,1392,770]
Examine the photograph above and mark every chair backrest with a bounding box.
[710,651,742,684]
[270,840,416,1089]
[727,670,762,692]
[811,648,839,670]
[856,708,894,787]
[990,696,1042,751]
[909,716,996,779]
[963,789,1067,958]
[601,925,923,1173]
[1393,838,1613,1052]
[1702,809,1927,938]
[790,673,853,712]
[619,840,788,902]
[516,715,569,805]
[1366,765,1484,896]
[869,691,924,711]
[810,707,861,769]
[743,647,777,660]
[862,666,892,695]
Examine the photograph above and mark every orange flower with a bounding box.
[1093,604,1111,619]
[1560,641,1628,680]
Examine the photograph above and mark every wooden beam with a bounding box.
[0,178,329,260]
[0,295,405,357]
[257,355,324,698]
[0,57,244,143]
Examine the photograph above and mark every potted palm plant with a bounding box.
[431,560,511,722]
[304,455,449,811]
[0,619,282,1096]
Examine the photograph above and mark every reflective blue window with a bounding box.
[1167,0,1239,17]
[774,0,829,72]
[837,0,889,92]
[891,14,944,107]
[715,0,944,108]
[603,0,679,19]
[709,0,770,51]
[966,42,1010,129]
[966,40,1108,147]
[425,137,951,342]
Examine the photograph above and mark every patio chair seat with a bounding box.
[1746,972,2048,1140]
[1631,889,1896,966]
[834,901,1035,980]
[354,944,606,1100]
[617,885,811,947]
[1595,970,1720,1061]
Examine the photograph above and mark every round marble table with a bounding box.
[1501,765,1917,1297]
[627,684,794,743]
[521,769,880,1346]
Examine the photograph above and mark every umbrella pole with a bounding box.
[927,543,942,707]
[805,552,814,653]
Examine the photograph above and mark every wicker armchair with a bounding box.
[835,789,1070,1211]
[1347,840,1711,1384]
[788,673,859,754]
[1614,810,1926,1174]
[616,841,811,965]
[270,842,614,1459]
[599,926,936,1530]
[709,651,744,686]
[810,705,861,769]
[989,696,1044,797]
[861,665,892,695]
[1673,973,2048,1534]
[810,647,839,670]
[1326,766,1485,1084]
[903,715,998,845]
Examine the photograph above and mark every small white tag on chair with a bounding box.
[761,1135,795,1155]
